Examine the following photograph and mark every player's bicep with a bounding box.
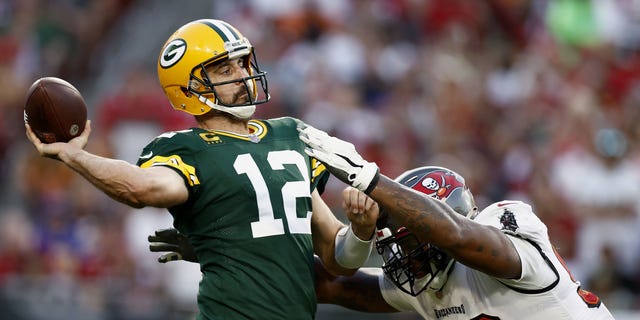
[450,223,522,279]
[138,166,189,208]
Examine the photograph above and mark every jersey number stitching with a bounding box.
[234,151,312,238]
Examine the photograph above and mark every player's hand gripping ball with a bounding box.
[24,77,87,143]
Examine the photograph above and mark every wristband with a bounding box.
[334,224,373,269]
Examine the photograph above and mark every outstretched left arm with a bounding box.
[300,124,522,279]
[368,175,521,279]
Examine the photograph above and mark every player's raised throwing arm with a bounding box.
[25,121,188,209]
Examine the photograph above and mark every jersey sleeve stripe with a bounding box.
[310,158,326,182]
[140,155,200,186]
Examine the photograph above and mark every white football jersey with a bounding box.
[379,201,614,320]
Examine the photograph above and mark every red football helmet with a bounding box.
[375,166,477,296]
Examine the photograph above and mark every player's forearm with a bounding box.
[312,220,357,277]
[59,148,151,208]
[316,264,397,313]
[369,175,521,278]
[334,269,397,313]
[311,191,361,276]
[368,175,463,246]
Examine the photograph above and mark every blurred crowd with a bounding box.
[0,0,639,319]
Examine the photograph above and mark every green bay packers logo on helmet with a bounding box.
[160,39,187,68]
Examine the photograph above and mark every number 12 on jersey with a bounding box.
[234,151,313,238]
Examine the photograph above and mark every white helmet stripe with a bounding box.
[200,19,240,42]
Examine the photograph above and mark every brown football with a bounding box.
[24,77,87,143]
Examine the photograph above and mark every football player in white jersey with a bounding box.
[300,125,615,320]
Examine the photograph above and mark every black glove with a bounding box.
[148,228,198,263]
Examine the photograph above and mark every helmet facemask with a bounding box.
[376,226,454,296]
[188,48,269,119]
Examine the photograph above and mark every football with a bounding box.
[24,77,87,143]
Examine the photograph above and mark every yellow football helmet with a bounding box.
[157,19,270,118]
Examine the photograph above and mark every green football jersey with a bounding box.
[137,117,329,320]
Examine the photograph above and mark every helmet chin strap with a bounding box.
[197,94,256,119]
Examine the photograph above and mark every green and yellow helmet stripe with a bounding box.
[198,19,242,43]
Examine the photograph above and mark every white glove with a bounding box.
[298,125,380,194]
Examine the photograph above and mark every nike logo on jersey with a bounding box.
[497,202,517,207]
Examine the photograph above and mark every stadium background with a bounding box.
[0,0,639,319]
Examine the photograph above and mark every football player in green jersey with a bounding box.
[25,19,378,320]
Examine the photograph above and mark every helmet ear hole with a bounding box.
[180,86,192,98]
